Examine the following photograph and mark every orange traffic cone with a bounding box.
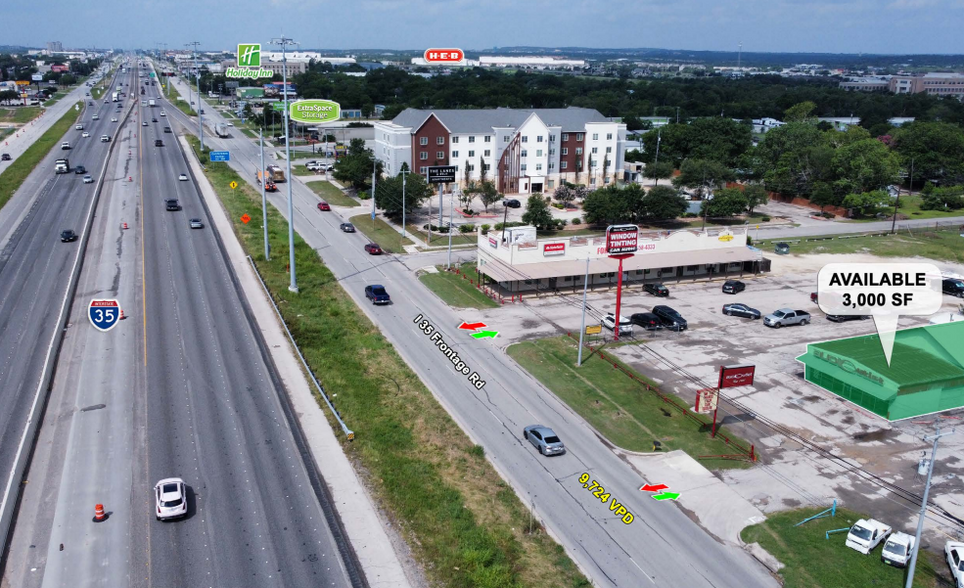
[93,504,107,522]
[128,176,132,182]
[119,309,126,320]
[122,222,128,230]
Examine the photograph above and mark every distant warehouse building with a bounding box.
[476,226,768,293]
[796,321,964,421]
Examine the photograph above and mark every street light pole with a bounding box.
[272,35,299,293]
[447,188,456,268]
[186,41,203,152]
[400,168,410,245]
[260,128,270,261]
[577,257,590,366]
[893,158,913,234]
[905,428,955,588]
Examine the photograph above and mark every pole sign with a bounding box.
[31,73,43,81]
[226,43,273,79]
[210,150,230,162]
[694,388,719,414]
[88,299,121,332]
[427,165,456,184]
[718,364,756,388]
[606,224,639,255]
[423,49,465,65]
[289,99,341,124]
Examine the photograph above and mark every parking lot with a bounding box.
[472,251,964,545]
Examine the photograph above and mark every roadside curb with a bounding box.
[178,135,415,588]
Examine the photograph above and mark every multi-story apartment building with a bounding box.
[373,107,627,194]
[840,73,964,98]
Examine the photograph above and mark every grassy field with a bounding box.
[348,213,416,254]
[420,263,499,309]
[291,165,317,177]
[845,194,964,222]
[0,127,14,142]
[172,98,196,117]
[758,229,964,264]
[507,336,753,469]
[407,222,479,247]
[0,103,80,211]
[0,107,43,125]
[307,181,359,207]
[741,507,943,588]
[185,135,590,588]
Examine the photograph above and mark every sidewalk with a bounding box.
[180,135,416,588]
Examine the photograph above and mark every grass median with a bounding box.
[307,180,359,208]
[420,263,499,309]
[0,102,80,211]
[348,213,416,254]
[507,336,753,469]
[757,228,964,264]
[186,135,590,588]
[741,507,942,588]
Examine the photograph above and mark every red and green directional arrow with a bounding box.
[640,483,669,493]
[458,321,488,331]
[652,491,680,501]
[470,330,499,339]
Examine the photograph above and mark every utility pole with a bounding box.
[272,35,299,292]
[260,129,270,261]
[894,158,913,234]
[576,257,590,367]
[371,164,377,230]
[905,428,955,588]
[400,168,410,245]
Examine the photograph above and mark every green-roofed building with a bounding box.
[796,321,964,421]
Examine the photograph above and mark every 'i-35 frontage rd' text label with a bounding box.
[578,472,634,524]
[414,314,486,389]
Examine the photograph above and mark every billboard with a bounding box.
[606,224,638,255]
[718,364,756,389]
[31,73,43,81]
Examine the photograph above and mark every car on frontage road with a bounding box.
[523,425,566,456]
[364,243,383,255]
[364,285,391,305]
[340,223,355,233]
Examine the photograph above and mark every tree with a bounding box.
[553,185,576,206]
[333,141,383,191]
[374,171,433,220]
[701,188,748,217]
[624,115,644,131]
[582,185,631,226]
[477,181,501,212]
[831,138,900,196]
[754,122,833,197]
[643,161,674,186]
[892,122,964,187]
[638,185,688,222]
[521,194,554,230]
[920,186,964,211]
[842,190,891,217]
[784,101,817,122]
[672,159,735,198]
[809,182,838,213]
[743,183,769,215]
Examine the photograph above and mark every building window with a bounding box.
[437,151,445,159]
[420,152,428,160]
[576,133,584,141]
[563,275,572,281]
[536,163,542,171]
[549,163,555,170]
[549,135,556,142]
[419,166,428,174]
[590,178,596,185]
[606,146,612,154]
[562,133,569,141]
[635,269,643,275]
[521,135,528,143]
[561,161,568,169]
[521,164,527,172]
[549,149,555,156]
[604,177,610,184]
[437,136,445,145]
[420,137,428,146]
[452,136,459,143]
[536,149,543,157]
[537,135,543,142]
[561,147,568,155]
[467,150,474,157]
[452,150,459,158]
[466,164,474,172]
[606,133,613,140]
[575,147,583,155]
[484,149,490,157]
[503,135,510,142]
[592,147,598,154]
[468,136,475,143]
[483,163,490,171]
[484,135,491,142]
[592,133,599,140]
[686,265,699,271]
[521,149,527,157]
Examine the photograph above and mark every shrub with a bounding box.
[572,217,582,225]
[494,221,525,231]
[761,215,771,222]
[552,202,564,209]
[480,223,490,234]
[459,223,475,233]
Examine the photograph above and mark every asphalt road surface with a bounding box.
[163,73,779,588]
[2,63,356,588]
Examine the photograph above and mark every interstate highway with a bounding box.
[162,77,779,588]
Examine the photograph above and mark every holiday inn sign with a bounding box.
[226,43,273,79]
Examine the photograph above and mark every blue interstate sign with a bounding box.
[210,150,230,161]
[89,299,121,332]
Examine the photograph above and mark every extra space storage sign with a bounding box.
[606,225,638,255]
[289,100,341,124]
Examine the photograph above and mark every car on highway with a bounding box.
[652,305,688,331]
[61,142,71,150]
[92,114,99,120]
[142,121,148,127]
[1,153,10,161]
[154,139,163,146]
[602,313,633,335]
[722,280,746,294]
[364,285,391,305]
[82,131,90,138]
[643,283,669,297]
[629,312,663,330]
[264,181,277,192]
[101,135,111,142]
[160,111,166,116]
[152,117,158,122]
[74,165,87,174]
[178,173,188,181]
[722,303,761,319]
[111,117,118,122]
[340,222,355,233]
[364,243,383,255]
[154,477,188,521]
[317,201,331,211]
[826,314,870,322]
[75,124,84,130]
[946,541,964,587]
[503,198,521,208]
[226,122,233,126]
[83,175,93,184]
[164,126,172,133]
[60,230,78,243]
[523,425,566,456]
[165,199,180,211]
[189,218,204,229]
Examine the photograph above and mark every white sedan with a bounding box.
[947,541,964,587]
[83,175,93,184]
[160,111,166,117]
[178,174,188,181]
[81,131,90,138]
[154,477,188,520]
[111,117,118,122]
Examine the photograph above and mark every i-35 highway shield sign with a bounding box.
[89,299,121,332]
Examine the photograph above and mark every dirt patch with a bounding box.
[852,429,893,443]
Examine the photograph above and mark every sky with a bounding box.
[3,0,964,55]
